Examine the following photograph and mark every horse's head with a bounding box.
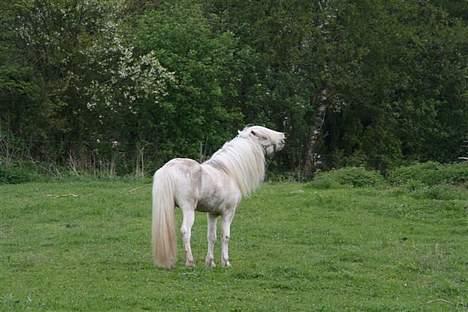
[239,125,286,155]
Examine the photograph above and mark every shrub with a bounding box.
[388,162,468,186]
[0,165,35,184]
[403,184,468,201]
[309,167,385,189]
[308,174,341,189]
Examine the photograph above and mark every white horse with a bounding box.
[152,125,286,269]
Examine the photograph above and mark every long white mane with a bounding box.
[203,126,285,197]
[204,131,266,197]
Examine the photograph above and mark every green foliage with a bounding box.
[310,162,468,191]
[310,167,386,189]
[307,174,341,190]
[132,0,248,160]
[0,66,44,146]
[1,0,467,174]
[405,183,468,201]
[204,0,468,171]
[0,166,28,184]
[388,161,468,186]
[0,163,40,184]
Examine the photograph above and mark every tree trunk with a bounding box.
[459,136,468,161]
[303,89,328,178]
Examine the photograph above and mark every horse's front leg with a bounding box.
[180,207,195,267]
[221,209,236,267]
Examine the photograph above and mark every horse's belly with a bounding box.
[196,197,224,214]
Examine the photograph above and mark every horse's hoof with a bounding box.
[185,260,195,268]
[221,260,231,268]
[205,257,216,268]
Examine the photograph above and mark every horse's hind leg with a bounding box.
[205,213,218,268]
[180,206,196,267]
[221,208,236,268]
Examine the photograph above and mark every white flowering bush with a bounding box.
[82,21,175,118]
[15,0,175,129]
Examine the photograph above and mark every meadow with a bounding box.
[1,172,467,311]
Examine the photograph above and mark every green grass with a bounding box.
[1,180,467,311]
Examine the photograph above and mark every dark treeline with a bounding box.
[1,0,467,177]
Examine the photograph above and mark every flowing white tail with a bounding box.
[152,169,177,269]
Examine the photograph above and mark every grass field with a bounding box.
[1,179,467,311]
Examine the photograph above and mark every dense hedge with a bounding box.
[309,162,468,190]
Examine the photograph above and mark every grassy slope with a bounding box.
[0,181,466,311]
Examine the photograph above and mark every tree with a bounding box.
[132,0,249,163]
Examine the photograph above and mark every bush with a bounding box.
[402,183,468,201]
[309,167,386,189]
[0,165,36,184]
[388,162,468,186]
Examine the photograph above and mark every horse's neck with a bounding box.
[204,137,265,196]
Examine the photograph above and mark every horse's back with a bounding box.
[160,157,198,168]
[155,158,202,207]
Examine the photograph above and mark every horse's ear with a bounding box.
[251,130,268,141]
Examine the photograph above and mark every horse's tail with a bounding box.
[152,168,177,269]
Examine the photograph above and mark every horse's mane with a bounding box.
[204,134,265,197]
